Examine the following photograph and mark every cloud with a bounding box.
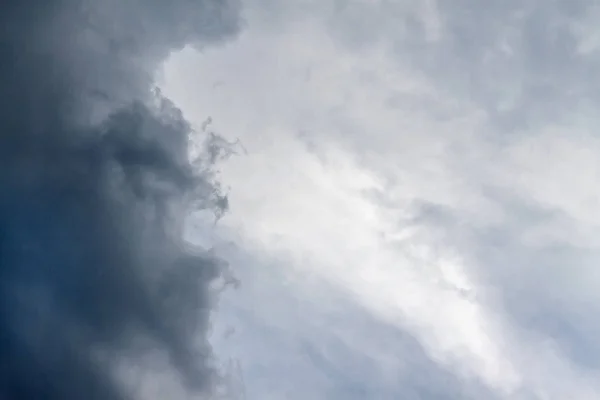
[0,1,241,399]
[162,1,600,399]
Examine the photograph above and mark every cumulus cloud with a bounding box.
[0,1,241,399]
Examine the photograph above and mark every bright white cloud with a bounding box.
[159,1,600,398]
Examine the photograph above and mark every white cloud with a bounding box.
[160,1,600,398]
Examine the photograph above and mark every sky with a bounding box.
[158,1,600,399]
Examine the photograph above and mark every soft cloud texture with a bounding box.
[162,1,600,399]
[0,1,241,399]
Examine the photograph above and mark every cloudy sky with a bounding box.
[160,1,600,399]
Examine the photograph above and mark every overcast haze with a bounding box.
[1,1,597,399]
[160,1,600,399]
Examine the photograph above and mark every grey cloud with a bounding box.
[215,249,500,400]
[0,1,241,399]
[387,1,600,375]
[397,188,600,382]
[309,2,600,373]
[323,1,600,132]
[159,0,600,397]
[413,1,599,132]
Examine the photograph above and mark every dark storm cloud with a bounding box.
[0,1,242,399]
